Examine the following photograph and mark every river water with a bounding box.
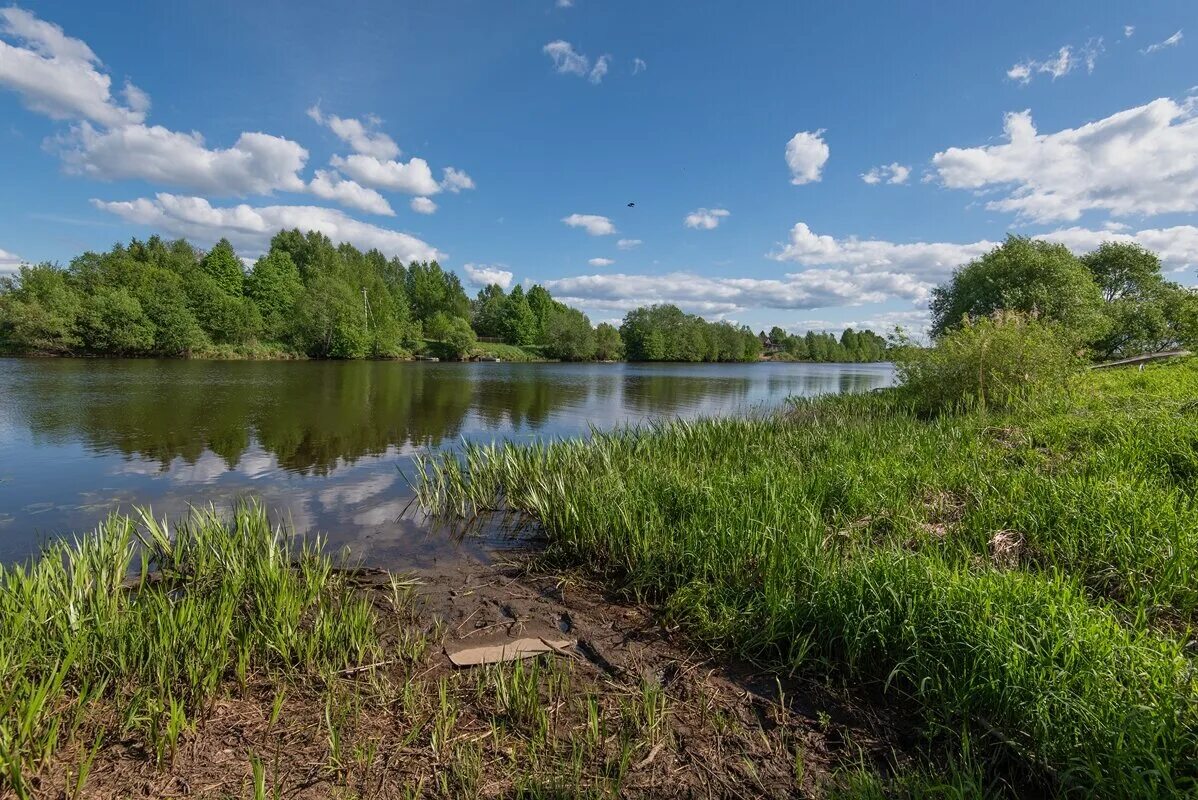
[0,358,894,566]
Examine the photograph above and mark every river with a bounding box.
[0,358,894,566]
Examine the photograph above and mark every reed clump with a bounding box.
[418,359,1198,797]
[0,502,376,796]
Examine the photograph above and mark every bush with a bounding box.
[895,311,1081,413]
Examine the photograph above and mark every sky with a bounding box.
[1,1,1196,335]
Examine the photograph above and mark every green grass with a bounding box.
[417,359,1198,797]
[470,341,549,362]
[0,503,376,797]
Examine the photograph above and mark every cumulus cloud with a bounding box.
[441,166,475,193]
[789,310,932,336]
[0,247,22,274]
[562,213,616,236]
[785,130,829,185]
[306,105,399,160]
[1143,30,1183,54]
[684,208,730,230]
[1007,39,1102,85]
[1124,25,1135,38]
[410,196,437,214]
[57,122,309,195]
[308,169,393,215]
[545,220,1198,320]
[1039,224,1198,274]
[0,7,147,126]
[932,97,1198,222]
[588,257,614,267]
[632,57,646,75]
[543,40,590,76]
[331,153,441,196]
[861,163,910,185]
[93,193,443,263]
[464,263,513,289]
[617,238,642,250]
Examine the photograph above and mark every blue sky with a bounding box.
[1,1,1196,334]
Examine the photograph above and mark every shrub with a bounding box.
[895,311,1081,413]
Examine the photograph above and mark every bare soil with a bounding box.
[28,553,922,799]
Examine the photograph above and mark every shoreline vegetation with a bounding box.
[0,228,890,365]
[4,356,1197,797]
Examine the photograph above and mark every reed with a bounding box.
[0,502,376,796]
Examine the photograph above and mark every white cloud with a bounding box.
[464,263,513,289]
[331,153,441,195]
[588,257,614,267]
[308,169,393,215]
[93,193,443,263]
[58,121,309,195]
[789,310,932,336]
[1007,39,1101,85]
[785,130,829,185]
[589,54,610,84]
[1039,224,1198,273]
[546,220,1198,320]
[632,58,647,75]
[861,163,911,185]
[684,207,730,230]
[562,213,616,236]
[1124,25,1135,38]
[556,0,573,7]
[932,97,1198,222]
[0,247,22,274]
[410,196,437,214]
[0,7,146,127]
[543,40,590,77]
[440,166,475,193]
[617,238,642,250]
[543,40,609,84]
[1143,30,1183,54]
[545,269,929,316]
[306,105,399,160]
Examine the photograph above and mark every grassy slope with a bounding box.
[470,341,548,362]
[419,359,1198,797]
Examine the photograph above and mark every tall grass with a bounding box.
[0,502,376,796]
[417,360,1198,796]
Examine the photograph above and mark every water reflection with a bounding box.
[0,359,893,565]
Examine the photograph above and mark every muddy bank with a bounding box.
[35,553,918,799]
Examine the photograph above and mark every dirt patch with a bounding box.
[31,554,922,799]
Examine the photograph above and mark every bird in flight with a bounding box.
[627,202,635,208]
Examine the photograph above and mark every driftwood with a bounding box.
[1089,350,1191,370]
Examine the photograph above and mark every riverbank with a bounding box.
[418,358,1198,797]
[1,505,914,798]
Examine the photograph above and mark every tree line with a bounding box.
[764,326,888,363]
[0,229,899,364]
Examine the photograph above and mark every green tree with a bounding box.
[526,284,555,339]
[246,251,303,341]
[1081,242,1198,358]
[930,236,1107,342]
[499,285,538,346]
[77,286,155,354]
[0,264,83,354]
[425,312,476,359]
[594,322,624,360]
[470,284,507,338]
[542,307,596,360]
[199,239,245,296]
